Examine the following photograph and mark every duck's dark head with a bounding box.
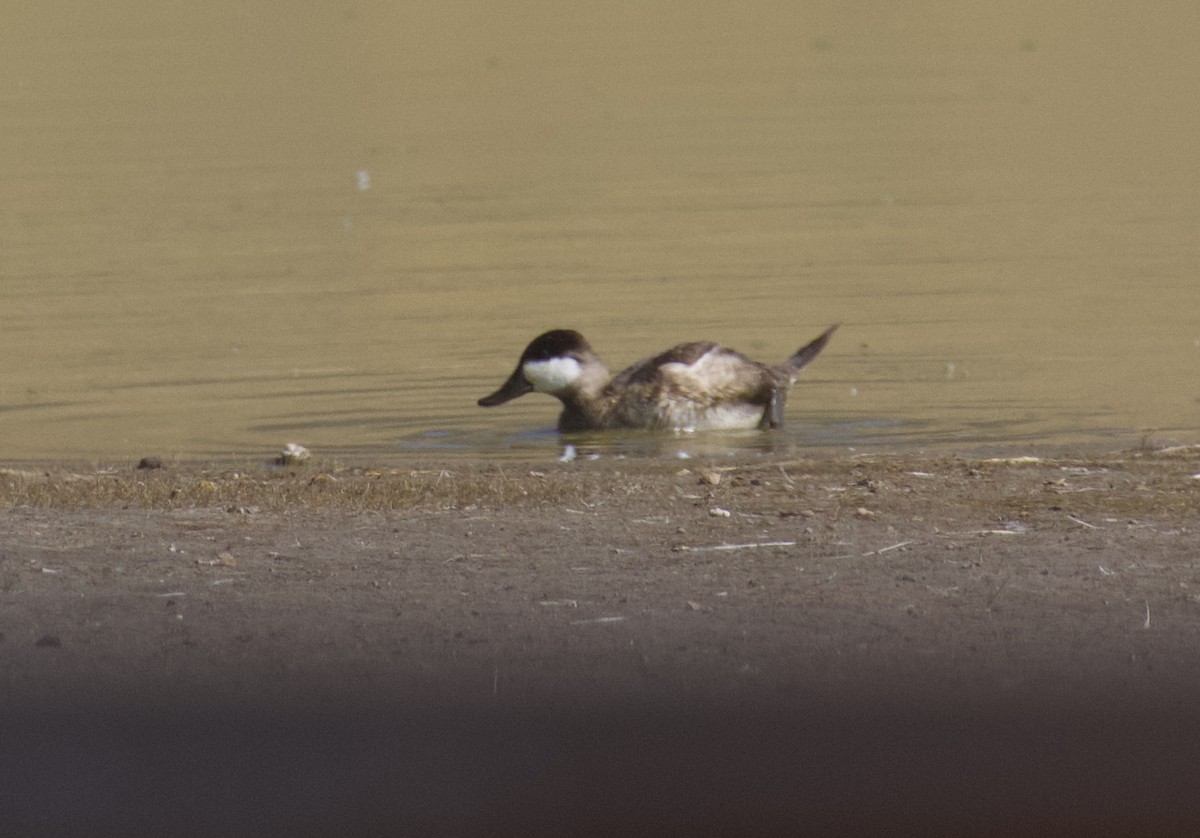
[478,330,593,407]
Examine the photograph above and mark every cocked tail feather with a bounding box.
[784,324,839,380]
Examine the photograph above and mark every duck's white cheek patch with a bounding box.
[523,357,582,392]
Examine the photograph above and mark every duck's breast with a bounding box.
[664,401,766,431]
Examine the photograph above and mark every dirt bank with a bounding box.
[3,448,1199,836]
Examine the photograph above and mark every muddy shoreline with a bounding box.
[3,448,1200,836]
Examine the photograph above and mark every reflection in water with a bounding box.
[1,3,1197,462]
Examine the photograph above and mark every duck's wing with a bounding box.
[622,343,778,404]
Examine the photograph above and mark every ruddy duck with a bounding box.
[478,324,837,432]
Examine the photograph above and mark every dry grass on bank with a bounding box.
[0,445,1196,519]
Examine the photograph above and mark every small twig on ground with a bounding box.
[677,540,797,553]
[823,541,918,560]
[937,529,1023,537]
[1144,600,1152,630]
[864,540,914,556]
[1066,514,1100,529]
[570,616,626,625]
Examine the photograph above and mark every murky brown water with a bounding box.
[3,2,1197,462]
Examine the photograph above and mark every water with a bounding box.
[2,2,1197,463]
